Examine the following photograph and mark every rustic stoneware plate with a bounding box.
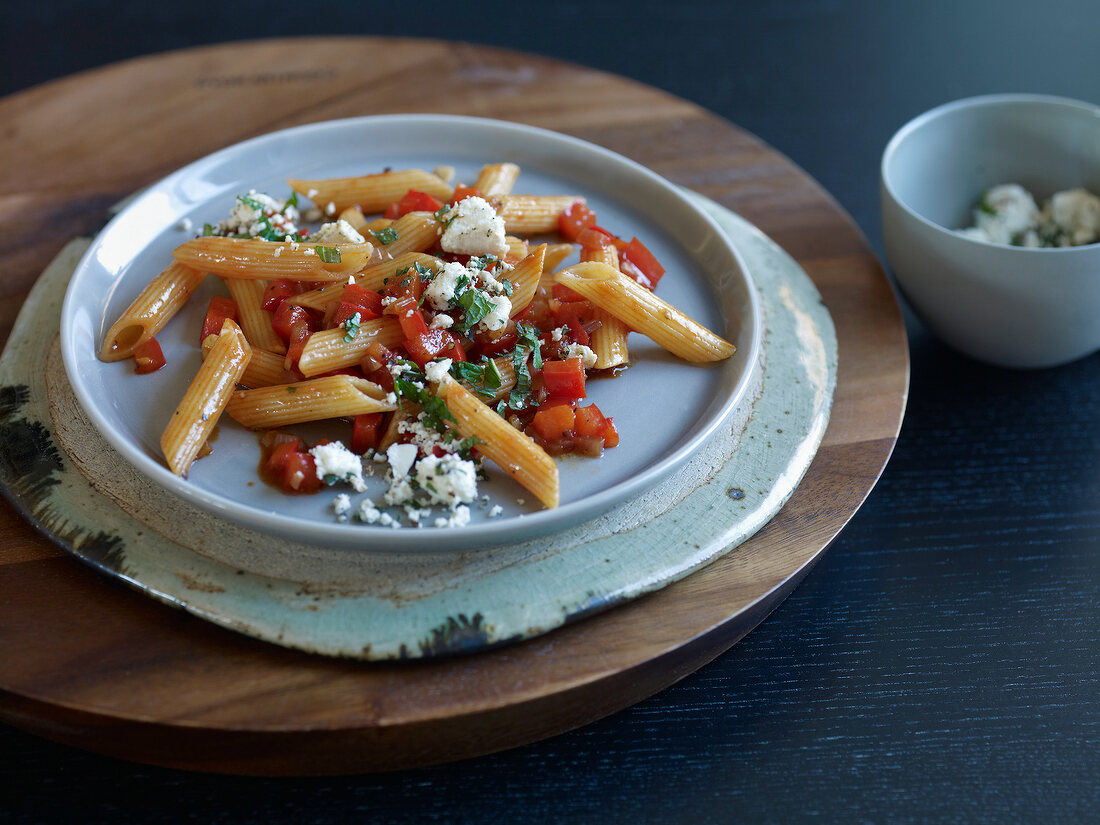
[60,115,761,552]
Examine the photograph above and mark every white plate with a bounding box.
[60,115,761,552]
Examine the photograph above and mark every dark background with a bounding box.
[4,1,1099,822]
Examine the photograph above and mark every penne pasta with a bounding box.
[288,169,453,215]
[580,245,630,369]
[100,262,206,362]
[497,195,581,234]
[367,211,441,258]
[225,374,395,430]
[161,319,252,476]
[202,335,294,388]
[474,162,521,199]
[435,375,559,509]
[222,277,285,353]
[338,206,369,233]
[508,244,547,317]
[173,237,374,281]
[296,317,404,377]
[555,262,735,362]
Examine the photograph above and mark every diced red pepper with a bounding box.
[200,296,238,343]
[261,280,298,312]
[396,189,444,215]
[573,403,617,448]
[383,201,401,220]
[381,266,424,305]
[620,237,665,289]
[558,201,597,242]
[281,451,321,494]
[387,295,430,340]
[264,439,303,478]
[404,328,466,367]
[132,337,165,374]
[542,358,587,399]
[272,301,314,343]
[552,283,588,303]
[602,417,619,448]
[351,412,384,454]
[450,184,483,205]
[576,226,613,252]
[550,302,595,346]
[330,283,384,327]
[530,403,576,442]
[285,317,315,369]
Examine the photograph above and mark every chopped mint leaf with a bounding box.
[342,312,361,343]
[315,245,342,263]
[370,226,400,245]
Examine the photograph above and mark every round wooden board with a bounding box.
[0,38,908,774]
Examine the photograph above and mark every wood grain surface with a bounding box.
[0,37,907,774]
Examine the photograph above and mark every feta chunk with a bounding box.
[424,358,453,384]
[424,261,468,311]
[563,343,598,368]
[310,441,367,492]
[479,294,512,333]
[414,453,479,508]
[440,196,508,257]
[311,219,366,245]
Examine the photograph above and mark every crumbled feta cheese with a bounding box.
[325,201,337,216]
[310,441,367,492]
[424,358,453,384]
[311,219,366,245]
[434,505,471,529]
[424,261,468,311]
[386,442,418,481]
[307,188,319,199]
[332,493,352,522]
[479,294,512,333]
[414,453,478,508]
[439,196,508,257]
[960,183,1100,247]
[563,343,598,368]
[488,505,503,518]
[214,189,300,239]
[177,217,193,232]
[551,326,566,342]
[430,313,454,329]
[1044,188,1100,246]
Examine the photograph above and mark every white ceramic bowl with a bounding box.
[881,94,1100,368]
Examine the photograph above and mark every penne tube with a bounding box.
[173,237,374,281]
[367,211,441,258]
[474,162,520,199]
[296,317,404,377]
[435,375,559,509]
[226,375,395,430]
[377,400,419,452]
[338,206,369,233]
[161,320,251,476]
[222,277,285,353]
[580,245,630,369]
[542,243,575,273]
[348,252,443,293]
[503,235,529,263]
[100,262,206,362]
[497,195,581,234]
[288,169,453,214]
[555,262,735,362]
[507,244,547,317]
[203,336,294,388]
[286,281,346,312]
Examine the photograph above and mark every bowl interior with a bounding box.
[883,95,1100,231]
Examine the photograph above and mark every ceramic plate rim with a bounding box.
[59,114,762,552]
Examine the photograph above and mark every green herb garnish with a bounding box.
[315,245,342,263]
[370,226,400,245]
[342,312,361,343]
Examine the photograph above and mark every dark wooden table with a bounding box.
[4,2,1098,822]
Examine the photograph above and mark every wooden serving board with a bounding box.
[0,38,908,774]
